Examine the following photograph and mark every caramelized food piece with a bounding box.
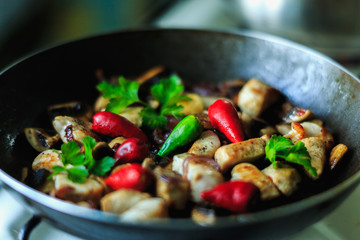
[32,149,63,172]
[300,137,326,179]
[237,78,280,117]
[52,116,98,143]
[54,175,105,205]
[121,198,168,222]
[329,144,348,170]
[282,107,313,123]
[231,163,280,201]
[173,154,223,202]
[214,136,268,173]
[188,130,221,158]
[154,167,190,210]
[262,164,301,196]
[101,189,151,214]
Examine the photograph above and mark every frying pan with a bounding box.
[0,29,360,240]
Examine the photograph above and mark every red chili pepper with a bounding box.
[92,111,147,142]
[208,99,245,143]
[105,164,152,191]
[201,180,259,213]
[114,138,149,164]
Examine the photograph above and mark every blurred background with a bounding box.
[1,0,360,71]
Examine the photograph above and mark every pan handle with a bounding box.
[18,215,41,240]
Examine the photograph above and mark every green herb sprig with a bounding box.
[265,134,317,177]
[48,137,115,183]
[96,74,190,129]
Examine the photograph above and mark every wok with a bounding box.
[0,29,360,240]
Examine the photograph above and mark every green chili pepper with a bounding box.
[157,115,203,156]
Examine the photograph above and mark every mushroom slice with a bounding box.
[188,130,221,158]
[24,128,60,152]
[300,137,326,179]
[54,175,105,206]
[52,116,98,143]
[32,149,63,172]
[214,136,267,173]
[153,167,190,210]
[121,198,168,222]
[48,101,93,122]
[231,163,280,201]
[283,107,314,123]
[92,142,114,160]
[101,189,151,214]
[237,78,280,117]
[262,164,301,196]
[329,144,348,170]
[194,112,214,130]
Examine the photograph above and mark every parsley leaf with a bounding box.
[151,75,189,107]
[139,107,168,129]
[91,156,116,176]
[96,73,190,129]
[60,141,84,165]
[97,76,143,113]
[49,137,115,183]
[265,135,317,177]
[67,165,88,183]
[82,136,97,169]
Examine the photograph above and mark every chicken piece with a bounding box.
[262,164,301,196]
[188,130,221,158]
[237,78,280,117]
[172,153,194,175]
[121,198,168,222]
[53,175,105,206]
[32,149,63,172]
[329,144,348,170]
[173,153,223,202]
[183,156,224,202]
[214,136,267,173]
[178,93,204,115]
[153,167,190,210]
[101,189,151,214]
[300,137,326,179]
[52,116,98,143]
[191,206,216,226]
[231,163,280,200]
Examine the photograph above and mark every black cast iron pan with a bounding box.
[1,29,360,240]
